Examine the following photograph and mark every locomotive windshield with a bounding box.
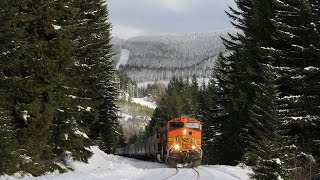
[185,122,200,129]
[169,122,184,130]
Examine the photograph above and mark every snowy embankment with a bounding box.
[2,147,251,180]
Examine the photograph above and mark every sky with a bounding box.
[108,0,236,39]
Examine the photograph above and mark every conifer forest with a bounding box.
[0,0,320,179]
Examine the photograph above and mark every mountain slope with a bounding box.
[112,29,237,83]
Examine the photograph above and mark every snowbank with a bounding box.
[1,147,251,180]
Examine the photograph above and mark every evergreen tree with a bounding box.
[215,0,256,165]
[271,0,320,178]
[146,76,197,137]
[217,3,290,179]
[72,0,119,153]
[0,0,83,175]
[0,1,20,174]
[199,54,231,164]
[0,108,18,175]
[188,75,200,117]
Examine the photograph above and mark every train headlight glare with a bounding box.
[183,129,187,135]
[174,144,180,150]
[192,145,196,150]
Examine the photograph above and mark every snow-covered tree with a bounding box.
[271,0,320,178]
[72,0,120,154]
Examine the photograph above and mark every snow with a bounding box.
[132,97,157,109]
[74,130,89,139]
[118,112,133,121]
[292,44,305,50]
[2,146,251,180]
[304,66,319,71]
[52,25,61,30]
[137,78,210,88]
[68,95,77,99]
[274,158,282,165]
[116,49,130,70]
[137,80,170,88]
[85,107,92,112]
[22,110,30,123]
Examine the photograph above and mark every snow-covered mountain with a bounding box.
[112,29,237,83]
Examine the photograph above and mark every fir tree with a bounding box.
[146,76,197,137]
[72,0,119,153]
[271,0,320,177]
[218,3,290,179]
[199,53,231,164]
[0,0,22,175]
[0,108,18,175]
[48,0,94,164]
[1,0,82,175]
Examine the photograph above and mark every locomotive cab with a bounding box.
[166,117,202,167]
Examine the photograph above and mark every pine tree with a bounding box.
[0,108,18,175]
[216,3,291,179]
[48,0,94,164]
[72,0,119,153]
[199,53,231,164]
[0,0,82,175]
[214,0,256,165]
[188,75,200,117]
[1,0,23,175]
[146,76,197,137]
[271,0,320,178]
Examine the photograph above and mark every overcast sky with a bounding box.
[108,0,236,39]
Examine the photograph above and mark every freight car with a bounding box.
[116,117,202,167]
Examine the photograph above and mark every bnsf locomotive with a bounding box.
[116,117,202,167]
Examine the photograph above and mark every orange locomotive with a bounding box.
[116,117,202,167]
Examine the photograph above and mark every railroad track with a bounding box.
[163,167,200,180]
[163,168,179,180]
[192,167,200,180]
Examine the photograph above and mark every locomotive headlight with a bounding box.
[174,144,180,150]
[192,145,196,150]
[183,129,187,135]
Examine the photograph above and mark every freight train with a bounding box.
[116,117,202,167]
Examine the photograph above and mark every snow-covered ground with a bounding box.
[137,78,210,88]
[132,97,157,109]
[2,147,251,180]
[116,49,130,70]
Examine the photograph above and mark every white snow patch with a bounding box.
[118,112,133,122]
[77,105,84,111]
[116,49,130,70]
[74,130,89,139]
[304,66,319,71]
[132,97,157,109]
[68,95,77,99]
[290,117,303,120]
[64,133,69,140]
[53,25,61,30]
[137,78,209,88]
[274,158,282,165]
[85,107,92,112]
[22,110,30,123]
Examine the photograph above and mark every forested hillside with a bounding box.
[112,30,237,82]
